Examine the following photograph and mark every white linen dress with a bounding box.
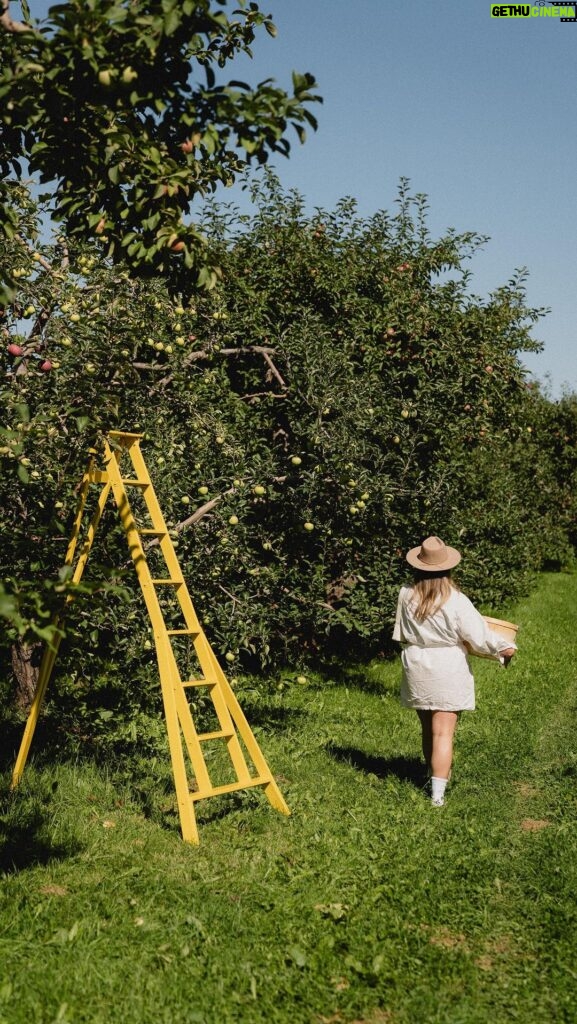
[392,585,515,711]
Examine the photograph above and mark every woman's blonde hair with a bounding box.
[410,570,458,622]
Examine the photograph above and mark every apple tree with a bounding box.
[0,0,320,302]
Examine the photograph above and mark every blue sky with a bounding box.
[27,0,576,395]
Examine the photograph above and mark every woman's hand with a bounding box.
[501,646,516,668]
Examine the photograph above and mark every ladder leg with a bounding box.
[156,644,200,844]
[11,621,63,788]
[195,635,290,815]
[12,474,112,788]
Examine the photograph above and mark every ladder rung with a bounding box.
[151,578,183,585]
[121,478,149,487]
[197,730,234,741]
[182,678,216,689]
[139,528,166,536]
[190,778,266,802]
[167,629,198,636]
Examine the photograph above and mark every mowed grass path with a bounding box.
[1,573,577,1023]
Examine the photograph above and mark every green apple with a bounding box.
[198,485,209,495]
[304,521,314,531]
[253,485,266,496]
[121,66,138,84]
[228,515,239,525]
[290,456,302,466]
[69,312,81,323]
[181,495,190,504]
[225,651,236,663]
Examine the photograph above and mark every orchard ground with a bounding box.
[0,571,575,1024]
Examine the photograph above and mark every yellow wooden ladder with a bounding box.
[11,430,290,844]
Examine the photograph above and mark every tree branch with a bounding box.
[0,0,34,33]
[261,349,287,388]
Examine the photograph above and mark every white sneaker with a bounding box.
[431,796,445,807]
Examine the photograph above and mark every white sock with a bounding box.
[431,776,448,802]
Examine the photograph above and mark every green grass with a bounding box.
[1,572,577,1023]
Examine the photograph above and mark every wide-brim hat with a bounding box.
[406,535,461,572]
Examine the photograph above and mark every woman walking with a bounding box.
[393,536,516,806]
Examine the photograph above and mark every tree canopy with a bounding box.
[0,0,320,299]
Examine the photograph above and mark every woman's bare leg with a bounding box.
[416,710,433,772]
[430,710,459,779]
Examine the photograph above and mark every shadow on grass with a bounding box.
[237,700,307,733]
[0,802,82,874]
[312,658,399,697]
[326,744,426,789]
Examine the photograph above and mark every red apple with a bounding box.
[7,343,23,356]
[40,360,53,372]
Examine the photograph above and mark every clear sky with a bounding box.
[26,0,577,396]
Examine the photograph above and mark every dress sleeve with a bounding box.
[392,589,405,642]
[456,593,517,660]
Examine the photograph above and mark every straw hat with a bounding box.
[406,535,461,572]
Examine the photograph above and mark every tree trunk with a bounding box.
[11,640,41,711]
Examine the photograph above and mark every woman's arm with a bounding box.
[457,595,517,660]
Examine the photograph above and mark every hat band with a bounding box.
[418,549,447,566]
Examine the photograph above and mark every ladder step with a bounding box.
[109,430,144,440]
[121,478,150,487]
[138,528,166,536]
[197,730,234,742]
[182,678,216,689]
[151,578,183,585]
[190,777,266,802]
[167,629,198,636]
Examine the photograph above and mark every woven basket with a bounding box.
[483,616,519,644]
[465,616,519,659]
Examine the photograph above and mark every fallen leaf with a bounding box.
[428,927,468,950]
[521,818,550,831]
[475,955,494,971]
